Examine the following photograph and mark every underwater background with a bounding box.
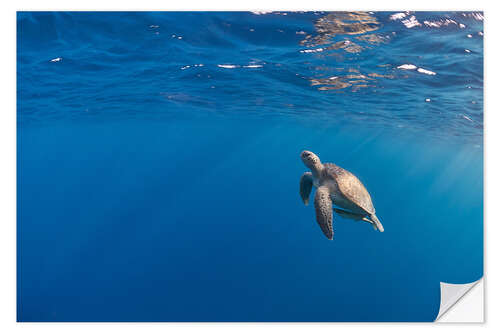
[17,11,483,322]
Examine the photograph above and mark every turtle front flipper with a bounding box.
[299,172,313,205]
[314,186,334,240]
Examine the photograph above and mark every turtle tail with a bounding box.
[370,214,384,232]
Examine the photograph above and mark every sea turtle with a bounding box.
[299,150,384,240]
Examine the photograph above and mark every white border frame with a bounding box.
[3,1,496,331]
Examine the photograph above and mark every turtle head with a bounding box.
[301,150,322,172]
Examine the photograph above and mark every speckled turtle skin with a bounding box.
[299,150,384,240]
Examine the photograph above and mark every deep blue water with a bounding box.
[17,11,483,322]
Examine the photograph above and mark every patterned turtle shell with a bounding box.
[322,163,376,215]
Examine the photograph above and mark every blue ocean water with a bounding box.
[17,11,483,322]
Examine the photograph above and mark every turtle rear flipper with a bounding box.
[334,208,377,230]
[369,214,384,232]
[334,208,369,222]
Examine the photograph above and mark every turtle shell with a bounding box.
[322,163,375,214]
